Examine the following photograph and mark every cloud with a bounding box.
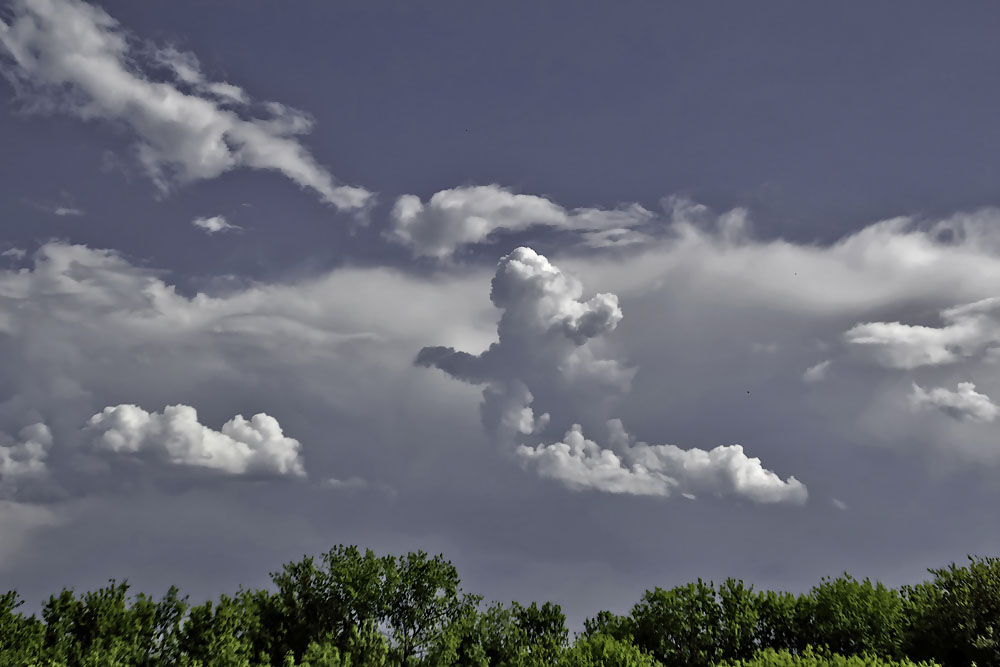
[910,382,1000,423]
[802,360,831,383]
[418,246,806,503]
[516,419,808,504]
[845,297,1000,369]
[86,404,306,477]
[323,476,368,491]
[389,184,656,259]
[0,423,52,498]
[0,240,492,501]
[192,215,241,234]
[1,248,26,259]
[0,0,371,210]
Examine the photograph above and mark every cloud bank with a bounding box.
[0,0,371,210]
[418,246,806,504]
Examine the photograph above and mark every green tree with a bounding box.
[558,634,661,667]
[718,646,940,667]
[629,579,722,667]
[806,575,905,659]
[0,590,44,666]
[903,556,1000,667]
[717,579,760,663]
[383,551,477,665]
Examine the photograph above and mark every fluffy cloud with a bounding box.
[86,404,305,476]
[389,185,656,258]
[0,423,52,497]
[517,420,808,504]
[0,0,371,210]
[845,297,1000,369]
[192,215,241,234]
[419,246,806,503]
[910,382,1000,423]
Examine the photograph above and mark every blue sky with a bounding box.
[3,0,1000,627]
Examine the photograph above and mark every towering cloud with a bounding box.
[86,404,306,477]
[0,0,371,210]
[418,247,806,504]
[390,185,656,259]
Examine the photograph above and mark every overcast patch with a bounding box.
[0,423,52,499]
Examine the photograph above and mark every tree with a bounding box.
[382,551,477,665]
[559,634,661,667]
[903,556,1000,667]
[806,575,905,659]
[629,580,723,667]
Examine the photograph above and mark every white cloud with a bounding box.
[1,248,26,259]
[192,215,241,234]
[832,498,848,511]
[389,184,655,259]
[419,246,806,503]
[0,0,371,210]
[803,360,831,383]
[0,423,52,497]
[845,297,1000,369]
[86,404,306,477]
[910,382,1000,423]
[516,420,807,504]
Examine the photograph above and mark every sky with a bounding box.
[2,0,1000,628]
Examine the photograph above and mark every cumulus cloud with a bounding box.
[389,184,656,259]
[845,297,1000,369]
[0,0,371,210]
[418,246,806,504]
[0,423,52,497]
[516,419,807,504]
[192,215,241,234]
[86,404,306,477]
[909,382,1000,423]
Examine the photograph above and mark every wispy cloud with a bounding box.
[0,0,372,211]
[192,215,242,234]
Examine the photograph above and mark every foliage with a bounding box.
[1,547,999,667]
[902,556,1000,667]
[558,633,661,667]
[718,646,939,667]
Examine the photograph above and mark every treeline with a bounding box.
[1,547,998,667]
